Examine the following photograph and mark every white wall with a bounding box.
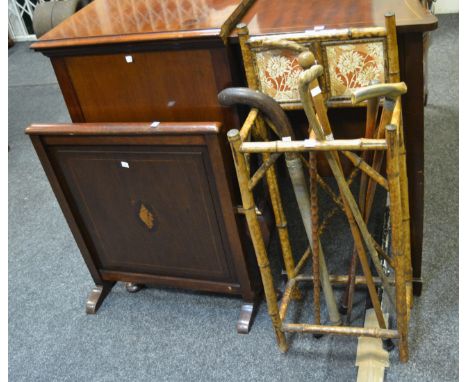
[434,0,459,14]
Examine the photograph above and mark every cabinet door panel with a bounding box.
[50,145,237,283]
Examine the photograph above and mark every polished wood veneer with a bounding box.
[238,0,437,35]
[33,0,254,48]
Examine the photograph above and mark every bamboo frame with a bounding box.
[226,105,410,361]
[226,13,411,363]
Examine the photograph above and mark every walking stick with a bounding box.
[340,79,381,323]
[297,64,397,331]
[218,87,341,325]
[341,82,407,322]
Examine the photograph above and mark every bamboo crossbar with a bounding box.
[342,150,389,190]
[239,139,387,153]
[294,274,394,286]
[281,323,400,339]
[279,279,297,320]
[372,236,395,268]
[279,273,395,325]
[293,247,311,276]
[317,168,360,235]
[239,107,259,141]
[248,27,387,47]
[248,153,282,190]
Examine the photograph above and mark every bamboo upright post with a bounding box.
[228,129,288,352]
[264,152,300,299]
[385,124,409,362]
[237,25,300,297]
[398,122,413,311]
[387,11,413,310]
[385,13,400,83]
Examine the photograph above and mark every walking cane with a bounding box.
[342,82,408,321]
[340,79,381,323]
[218,87,341,326]
[297,64,399,333]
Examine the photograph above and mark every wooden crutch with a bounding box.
[218,87,341,326]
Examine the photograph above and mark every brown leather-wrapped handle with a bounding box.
[351,82,407,104]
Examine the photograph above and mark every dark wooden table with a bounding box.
[31,0,436,321]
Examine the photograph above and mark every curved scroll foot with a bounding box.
[125,282,145,293]
[86,282,115,314]
[237,301,259,334]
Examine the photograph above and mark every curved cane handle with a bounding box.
[351,82,407,104]
[298,64,324,90]
[218,87,294,138]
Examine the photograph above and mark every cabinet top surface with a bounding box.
[240,0,437,36]
[32,0,250,50]
[32,0,437,51]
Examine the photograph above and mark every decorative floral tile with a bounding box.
[325,41,386,98]
[255,49,302,103]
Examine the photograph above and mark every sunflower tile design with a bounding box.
[255,49,302,103]
[325,41,386,98]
